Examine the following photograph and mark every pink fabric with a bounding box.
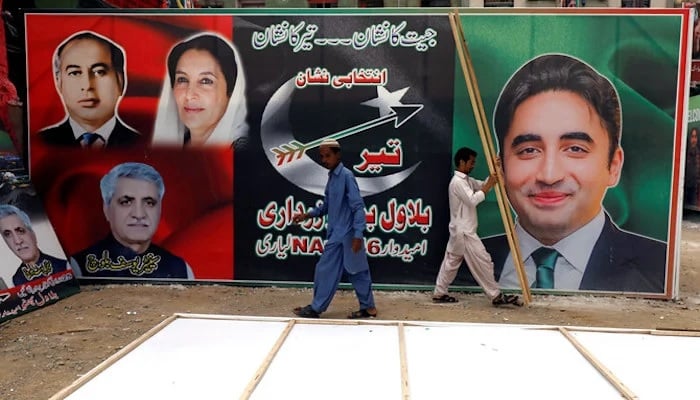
[0,0,20,147]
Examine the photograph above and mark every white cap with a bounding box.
[320,138,340,148]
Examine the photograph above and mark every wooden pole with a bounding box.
[448,10,531,304]
[398,323,411,399]
[49,314,179,400]
[240,319,296,399]
[558,327,638,399]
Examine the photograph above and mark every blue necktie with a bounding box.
[79,132,103,148]
[531,247,560,289]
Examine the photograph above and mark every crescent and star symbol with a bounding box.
[260,79,423,196]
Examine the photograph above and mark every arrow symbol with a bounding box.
[270,104,423,166]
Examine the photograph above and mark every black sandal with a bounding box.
[347,307,377,319]
[432,294,459,303]
[293,305,320,318]
[492,293,523,307]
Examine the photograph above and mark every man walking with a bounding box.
[292,139,377,319]
[432,147,522,306]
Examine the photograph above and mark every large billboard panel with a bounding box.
[24,9,689,299]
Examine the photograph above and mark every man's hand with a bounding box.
[482,173,498,194]
[352,238,363,253]
[292,213,309,224]
[483,156,502,195]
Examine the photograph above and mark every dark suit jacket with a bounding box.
[71,234,190,279]
[483,213,668,293]
[38,119,143,147]
[12,252,68,286]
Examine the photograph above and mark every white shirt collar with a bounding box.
[516,209,606,273]
[69,116,117,143]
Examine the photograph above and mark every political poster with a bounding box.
[23,9,689,299]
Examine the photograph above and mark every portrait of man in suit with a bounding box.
[70,162,194,280]
[487,53,667,293]
[38,31,142,148]
[0,204,70,287]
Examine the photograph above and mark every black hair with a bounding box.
[167,34,237,97]
[454,147,477,167]
[56,32,125,93]
[494,54,621,165]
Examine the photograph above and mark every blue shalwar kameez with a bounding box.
[307,162,375,313]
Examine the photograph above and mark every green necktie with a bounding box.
[531,247,560,289]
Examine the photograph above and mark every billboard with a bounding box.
[24,9,689,299]
[0,130,79,323]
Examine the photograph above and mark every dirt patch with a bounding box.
[2,216,700,399]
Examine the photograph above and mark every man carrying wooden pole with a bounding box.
[446,10,532,304]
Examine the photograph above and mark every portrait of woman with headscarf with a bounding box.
[152,32,248,148]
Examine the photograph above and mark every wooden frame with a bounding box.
[448,10,532,304]
[50,313,700,399]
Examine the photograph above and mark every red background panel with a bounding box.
[25,14,237,280]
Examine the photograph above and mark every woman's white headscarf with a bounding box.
[152,32,248,147]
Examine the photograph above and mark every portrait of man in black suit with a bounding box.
[0,204,70,287]
[38,31,142,148]
[486,54,667,293]
[70,162,194,280]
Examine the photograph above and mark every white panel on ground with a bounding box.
[404,324,620,400]
[55,316,700,399]
[250,323,403,400]
[66,318,289,400]
[572,331,700,398]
